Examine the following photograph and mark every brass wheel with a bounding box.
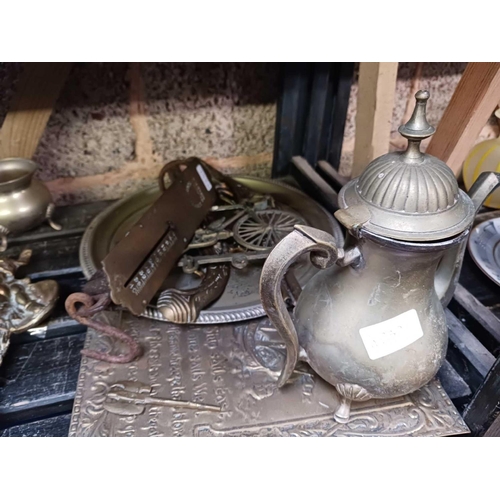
[233,209,305,251]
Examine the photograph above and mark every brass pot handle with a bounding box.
[436,171,500,306]
[434,238,467,307]
[259,225,341,387]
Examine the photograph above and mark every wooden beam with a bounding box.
[0,63,72,159]
[453,284,500,344]
[317,160,349,188]
[484,413,500,437]
[291,156,339,211]
[463,355,500,436]
[445,309,495,378]
[426,62,500,177]
[351,62,398,178]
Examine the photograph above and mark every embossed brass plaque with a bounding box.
[69,314,469,437]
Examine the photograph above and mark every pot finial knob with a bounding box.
[399,90,435,158]
[399,90,435,140]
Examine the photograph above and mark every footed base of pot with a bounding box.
[334,396,352,423]
[334,383,374,423]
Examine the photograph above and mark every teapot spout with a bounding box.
[468,172,500,214]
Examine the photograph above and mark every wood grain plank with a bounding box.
[1,413,71,437]
[426,62,500,176]
[0,333,85,416]
[317,160,350,188]
[446,309,495,378]
[291,156,339,211]
[484,412,500,437]
[0,63,72,158]
[7,200,112,246]
[463,355,500,436]
[437,359,471,400]
[4,235,83,280]
[459,252,500,308]
[351,62,398,178]
[454,284,500,344]
[4,200,113,281]
[327,63,355,169]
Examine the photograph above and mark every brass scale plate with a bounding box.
[69,313,469,437]
[79,176,344,324]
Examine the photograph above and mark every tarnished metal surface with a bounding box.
[256,92,500,423]
[102,159,217,316]
[0,249,59,365]
[260,225,453,422]
[80,177,343,324]
[0,158,61,251]
[157,259,230,323]
[69,314,469,437]
[338,91,476,242]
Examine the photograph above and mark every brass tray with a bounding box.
[79,176,344,324]
[69,313,469,437]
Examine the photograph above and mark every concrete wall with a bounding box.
[1,62,494,205]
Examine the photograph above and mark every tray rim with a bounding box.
[468,217,500,287]
[79,175,345,323]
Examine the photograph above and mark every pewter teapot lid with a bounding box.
[337,90,475,242]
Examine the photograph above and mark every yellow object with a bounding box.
[463,109,500,209]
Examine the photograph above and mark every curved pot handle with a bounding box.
[437,171,500,306]
[435,238,468,307]
[259,225,341,388]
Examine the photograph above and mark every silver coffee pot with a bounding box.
[260,91,500,423]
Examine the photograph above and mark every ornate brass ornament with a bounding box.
[0,158,61,251]
[0,249,58,365]
[79,175,343,325]
[338,91,477,242]
[260,91,500,423]
[69,314,469,437]
[101,159,218,317]
[157,256,231,323]
[103,381,220,416]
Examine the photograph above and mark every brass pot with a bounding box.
[260,91,500,423]
[0,158,60,250]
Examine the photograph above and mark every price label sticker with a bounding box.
[196,164,213,192]
[359,309,424,360]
